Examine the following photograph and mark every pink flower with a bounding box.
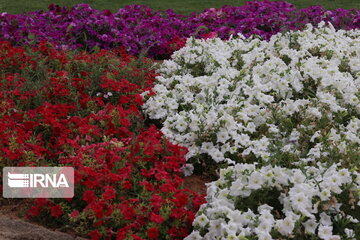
[70,209,79,218]
[202,32,218,40]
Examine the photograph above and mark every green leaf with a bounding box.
[28,33,35,40]
[66,23,74,33]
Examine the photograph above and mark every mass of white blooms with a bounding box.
[143,22,360,169]
[185,163,360,240]
[144,22,360,239]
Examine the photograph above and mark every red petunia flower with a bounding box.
[83,190,96,203]
[122,180,132,190]
[149,212,165,224]
[121,206,135,220]
[102,185,116,200]
[89,230,101,240]
[50,204,63,218]
[131,234,145,240]
[146,227,159,239]
[91,202,104,219]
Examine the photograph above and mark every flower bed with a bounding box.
[0,41,153,167]
[1,2,360,239]
[28,127,204,239]
[0,41,204,239]
[186,163,360,239]
[0,1,359,58]
[144,22,360,239]
[144,23,360,171]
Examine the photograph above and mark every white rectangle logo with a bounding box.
[3,167,74,198]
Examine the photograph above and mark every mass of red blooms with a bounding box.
[0,41,204,239]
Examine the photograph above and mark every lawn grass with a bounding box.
[0,0,359,15]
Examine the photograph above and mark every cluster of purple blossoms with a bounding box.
[1,1,359,58]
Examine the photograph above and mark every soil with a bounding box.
[183,175,212,195]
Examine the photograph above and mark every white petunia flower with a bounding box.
[184,231,203,240]
[302,218,318,234]
[318,225,333,240]
[181,164,194,177]
[194,213,210,228]
[275,217,295,236]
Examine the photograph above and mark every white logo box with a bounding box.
[3,167,74,198]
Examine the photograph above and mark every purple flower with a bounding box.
[0,1,358,58]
